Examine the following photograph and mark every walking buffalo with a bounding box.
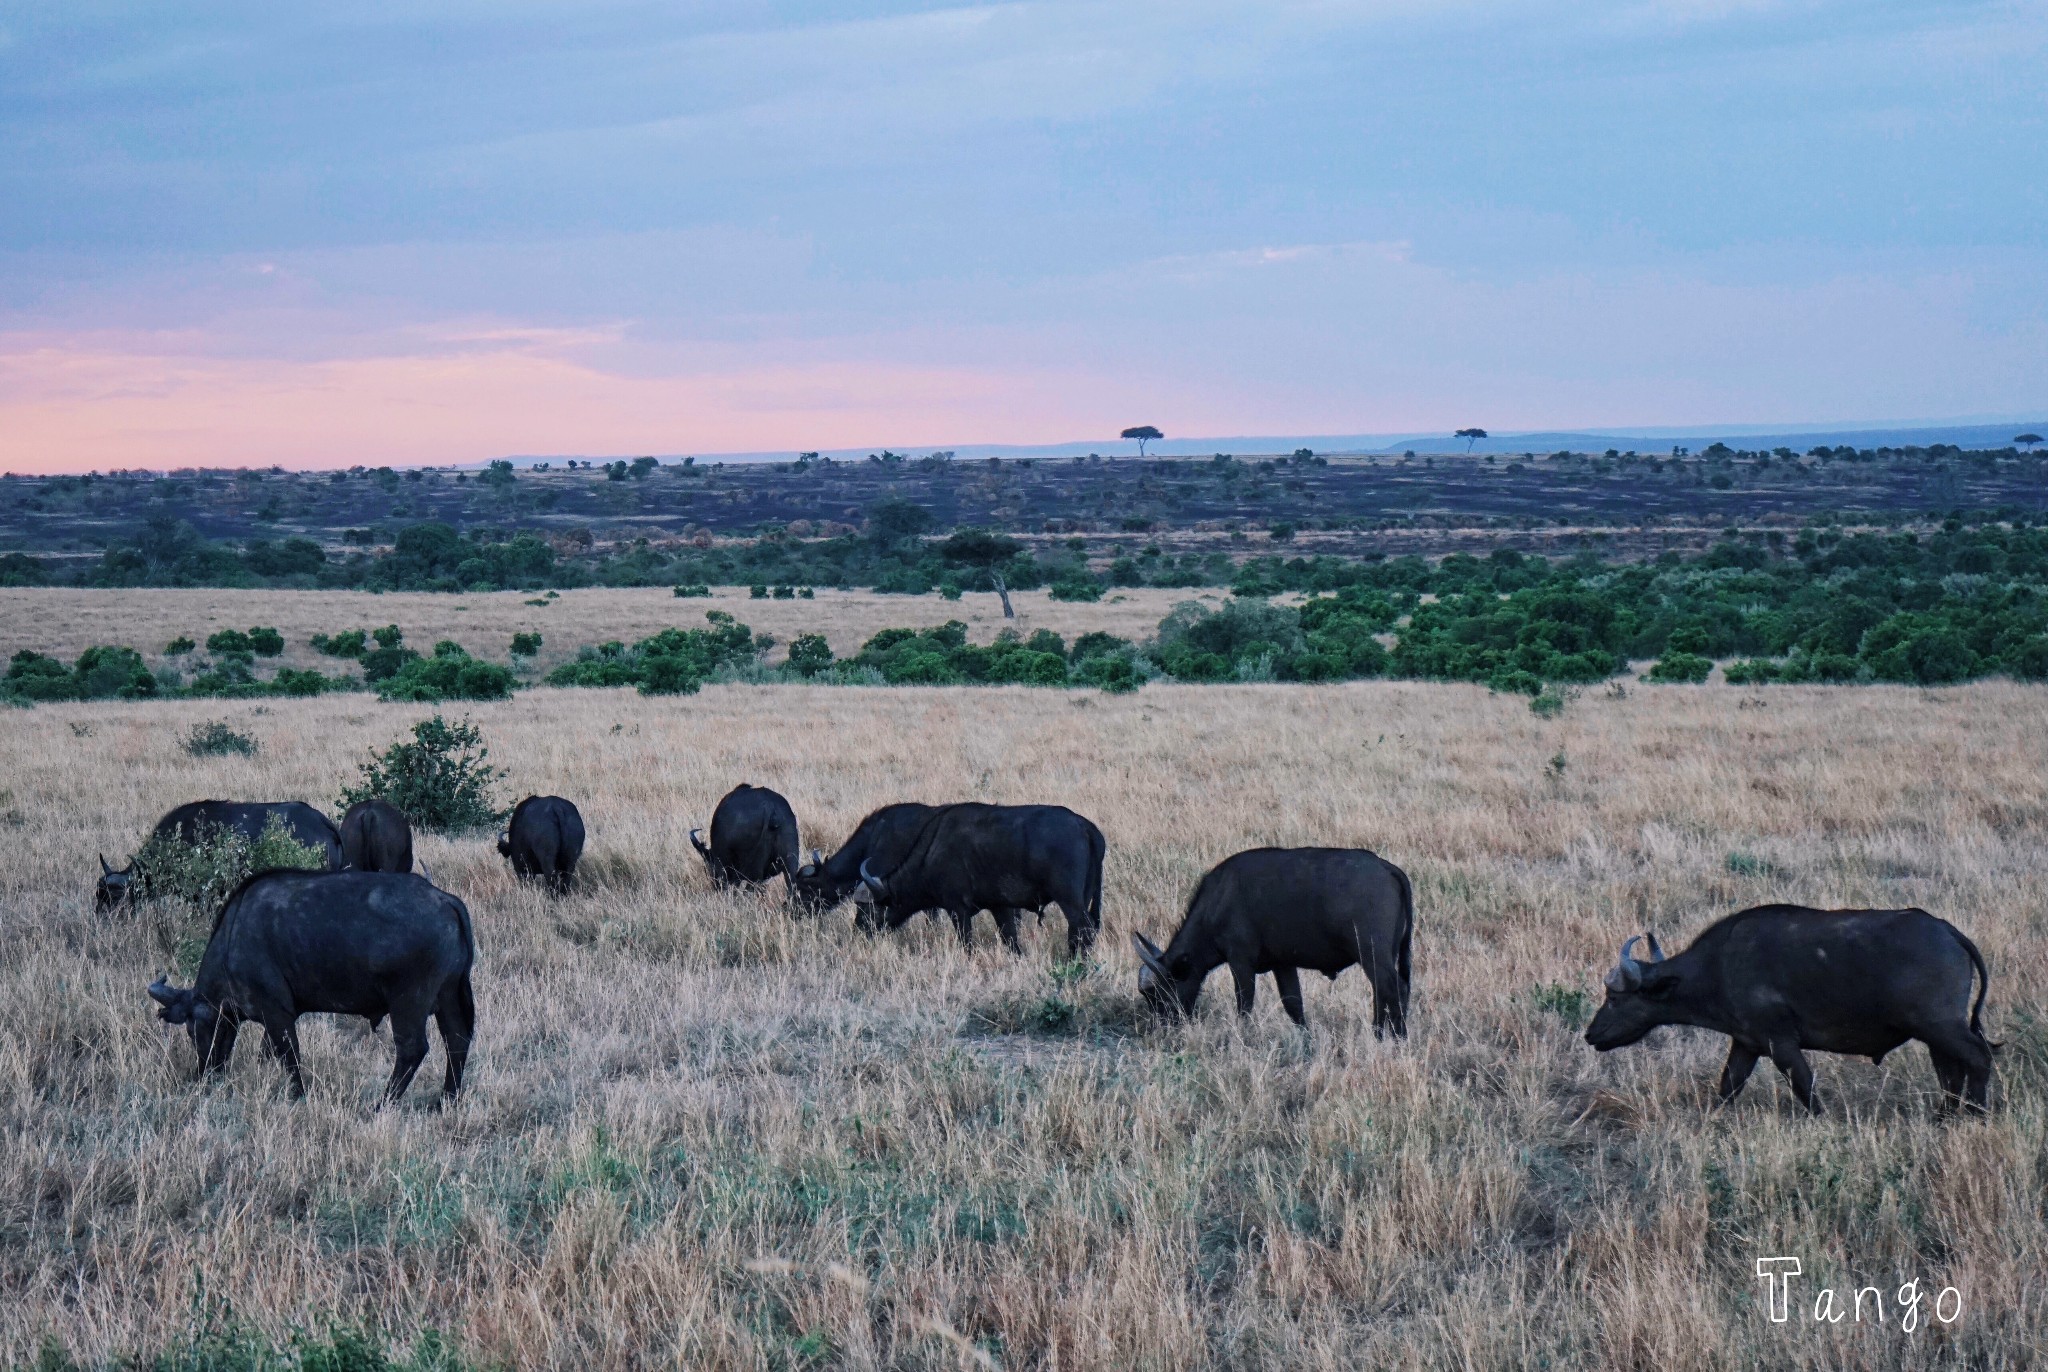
[1132,847,1414,1034]
[856,802,1105,955]
[98,800,344,909]
[784,802,937,915]
[1585,905,1995,1116]
[691,784,800,887]
[340,799,414,874]
[499,795,585,895]
[146,869,475,1105]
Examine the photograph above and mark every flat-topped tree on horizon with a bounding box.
[1122,425,1163,457]
[2017,433,2043,451]
[1456,427,1488,453]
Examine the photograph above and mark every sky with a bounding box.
[0,1,2043,473]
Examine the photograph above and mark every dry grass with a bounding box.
[0,586,1226,673]
[3,675,2046,1369]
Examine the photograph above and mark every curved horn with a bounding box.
[811,849,823,867]
[147,977,177,1007]
[1644,931,1666,962]
[858,858,885,898]
[1130,931,1171,986]
[100,853,114,875]
[1604,935,1647,992]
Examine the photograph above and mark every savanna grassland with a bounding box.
[4,673,2047,1369]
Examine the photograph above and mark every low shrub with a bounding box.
[510,631,543,657]
[183,721,258,757]
[1048,575,1104,603]
[1643,652,1714,684]
[311,628,368,658]
[206,628,253,654]
[339,714,507,833]
[248,626,285,656]
[672,584,711,597]
[377,642,516,702]
[133,812,330,912]
[547,611,762,696]
[165,635,196,656]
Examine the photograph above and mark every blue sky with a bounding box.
[0,1,2042,469]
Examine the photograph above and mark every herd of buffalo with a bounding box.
[102,786,1998,1118]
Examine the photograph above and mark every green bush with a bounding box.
[165,635,197,656]
[311,628,368,658]
[672,584,711,598]
[377,642,516,702]
[184,722,259,756]
[510,631,543,657]
[749,584,769,599]
[1644,652,1714,683]
[248,626,285,656]
[339,715,507,833]
[786,633,834,677]
[133,812,330,911]
[1048,575,1104,603]
[206,629,253,654]
[547,612,762,696]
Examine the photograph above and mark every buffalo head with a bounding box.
[1132,932,1197,1018]
[1584,932,1673,1050]
[96,855,135,911]
[147,976,232,1072]
[782,850,836,914]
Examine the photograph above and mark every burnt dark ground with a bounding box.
[5,448,2044,565]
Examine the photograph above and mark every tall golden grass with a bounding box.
[2,674,2044,1368]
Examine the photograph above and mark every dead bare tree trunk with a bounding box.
[991,571,1015,619]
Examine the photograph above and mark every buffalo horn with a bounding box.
[147,977,177,1006]
[1131,931,1172,984]
[1644,931,1666,962]
[810,849,823,867]
[100,854,114,875]
[1604,934,1649,992]
[858,858,885,898]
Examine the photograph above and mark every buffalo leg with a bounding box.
[1056,899,1097,959]
[1367,954,1407,1039]
[199,1018,240,1078]
[383,1011,431,1105]
[263,1020,306,1098]
[1767,1038,1820,1114]
[1229,961,1257,1016]
[992,908,1026,954]
[1273,967,1306,1027]
[952,909,980,948]
[1717,1043,1760,1103]
[435,977,475,1101]
[1923,1025,1993,1117]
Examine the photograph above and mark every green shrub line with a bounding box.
[12,523,2048,706]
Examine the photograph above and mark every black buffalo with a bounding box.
[498,795,585,895]
[691,784,800,887]
[340,799,414,874]
[784,802,938,915]
[856,802,1105,955]
[98,800,344,909]
[1131,847,1414,1034]
[1585,905,1995,1116]
[146,869,475,1105]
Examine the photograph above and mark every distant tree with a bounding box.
[1122,425,1164,456]
[1456,427,1488,452]
[629,456,660,479]
[940,527,1024,618]
[865,497,934,551]
[2017,433,2043,451]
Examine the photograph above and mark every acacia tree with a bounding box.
[941,527,1024,618]
[1456,427,1488,453]
[1121,425,1163,456]
[2016,433,2043,452]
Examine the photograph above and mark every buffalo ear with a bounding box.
[1639,964,1680,996]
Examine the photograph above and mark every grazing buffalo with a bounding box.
[498,795,585,895]
[856,802,1105,955]
[784,802,937,915]
[691,784,801,887]
[98,800,344,909]
[340,799,414,874]
[1131,847,1414,1034]
[1585,905,1995,1116]
[146,869,475,1105]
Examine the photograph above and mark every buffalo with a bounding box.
[1131,847,1414,1034]
[1585,905,1995,1116]
[498,795,585,895]
[856,802,1105,955]
[784,802,938,915]
[691,784,800,887]
[340,798,414,874]
[98,800,344,909]
[146,869,475,1105]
